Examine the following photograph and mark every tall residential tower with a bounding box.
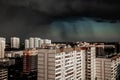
[11,37,20,49]
[0,37,6,58]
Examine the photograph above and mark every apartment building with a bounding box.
[85,46,96,80]
[0,59,10,80]
[37,44,97,80]
[96,54,120,80]
[23,49,38,74]
[11,37,20,49]
[94,44,120,80]
[38,46,84,80]
[0,67,8,80]
[0,39,5,59]
[37,43,120,80]
[25,37,51,49]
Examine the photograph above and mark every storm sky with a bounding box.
[0,0,120,42]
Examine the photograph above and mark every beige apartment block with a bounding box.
[96,55,120,80]
[37,47,84,80]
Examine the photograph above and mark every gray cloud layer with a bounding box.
[0,0,120,18]
[0,0,120,42]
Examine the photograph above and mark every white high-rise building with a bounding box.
[80,46,96,80]
[94,44,120,80]
[80,47,86,80]
[37,42,120,80]
[0,38,8,80]
[0,37,6,42]
[0,37,6,58]
[38,46,86,80]
[44,39,51,44]
[25,37,51,49]
[39,39,44,48]
[25,39,29,49]
[26,37,40,49]
[34,38,41,48]
[29,37,34,48]
[95,55,120,80]
[91,46,96,80]
[11,37,20,49]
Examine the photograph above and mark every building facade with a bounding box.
[23,49,38,74]
[37,46,96,80]
[95,55,120,80]
[0,38,5,58]
[25,39,29,49]
[0,59,10,80]
[11,37,20,49]
[25,37,51,49]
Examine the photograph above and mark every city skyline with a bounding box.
[1,36,120,80]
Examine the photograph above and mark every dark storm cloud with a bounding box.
[0,0,120,42]
[0,0,120,19]
[0,5,52,41]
